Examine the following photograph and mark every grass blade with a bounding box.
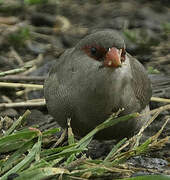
[1,130,42,180]
[0,140,34,175]
[15,167,69,180]
[0,129,38,153]
[4,110,31,136]
[76,113,139,149]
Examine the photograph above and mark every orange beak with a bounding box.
[104,47,122,68]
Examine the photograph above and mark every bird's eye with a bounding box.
[90,47,97,55]
[82,45,106,62]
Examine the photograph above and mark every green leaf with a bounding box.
[42,128,61,136]
[147,66,160,74]
[134,137,152,155]
[104,138,127,161]
[0,140,34,175]
[0,129,38,153]
[28,158,63,170]
[4,110,31,136]
[1,133,42,180]
[44,148,86,161]
[41,144,75,157]
[15,167,69,180]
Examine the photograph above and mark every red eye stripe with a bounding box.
[81,45,107,61]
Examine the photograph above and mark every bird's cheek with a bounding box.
[104,48,121,68]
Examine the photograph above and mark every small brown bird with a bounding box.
[44,30,152,140]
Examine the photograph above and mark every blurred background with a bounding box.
[0,0,170,126]
[0,0,170,72]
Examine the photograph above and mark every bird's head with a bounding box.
[76,30,126,68]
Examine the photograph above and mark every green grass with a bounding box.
[0,110,169,180]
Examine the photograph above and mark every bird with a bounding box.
[44,30,152,140]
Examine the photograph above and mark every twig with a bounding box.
[0,99,46,108]
[10,47,24,66]
[0,75,45,82]
[138,109,163,137]
[1,95,12,103]
[150,104,170,115]
[0,82,43,89]
[22,54,44,75]
[0,64,32,77]
[151,117,169,142]
[151,97,170,103]
[26,98,45,102]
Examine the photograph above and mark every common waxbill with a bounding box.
[44,30,152,140]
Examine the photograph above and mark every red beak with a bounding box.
[104,47,122,68]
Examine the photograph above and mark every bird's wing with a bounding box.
[44,48,74,104]
[128,54,152,109]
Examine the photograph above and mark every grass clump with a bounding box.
[0,109,169,180]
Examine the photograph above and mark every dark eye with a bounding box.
[90,47,97,55]
[82,45,106,61]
